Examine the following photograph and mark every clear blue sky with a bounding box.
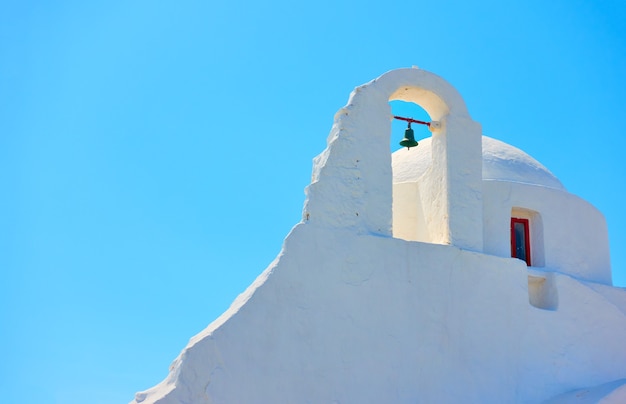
[2,1,625,402]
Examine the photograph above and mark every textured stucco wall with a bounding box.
[133,224,626,404]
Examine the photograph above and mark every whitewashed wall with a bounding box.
[392,134,611,284]
[132,69,625,404]
[482,181,611,284]
[133,224,626,404]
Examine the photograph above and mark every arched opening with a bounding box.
[389,100,432,152]
[389,100,432,242]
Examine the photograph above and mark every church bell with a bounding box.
[399,122,418,149]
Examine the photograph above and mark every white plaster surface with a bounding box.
[482,180,611,283]
[392,135,565,190]
[132,224,626,404]
[132,224,626,403]
[544,379,626,403]
[392,135,610,283]
[131,69,625,403]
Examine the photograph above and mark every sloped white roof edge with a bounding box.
[543,378,626,403]
[131,224,626,404]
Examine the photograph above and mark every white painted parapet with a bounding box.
[303,68,484,251]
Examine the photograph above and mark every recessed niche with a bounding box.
[528,273,558,310]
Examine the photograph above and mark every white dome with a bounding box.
[392,136,565,190]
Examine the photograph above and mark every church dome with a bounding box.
[392,135,565,190]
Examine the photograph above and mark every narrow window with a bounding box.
[511,218,531,266]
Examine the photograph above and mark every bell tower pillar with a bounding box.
[424,111,483,251]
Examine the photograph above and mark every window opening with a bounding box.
[511,218,531,266]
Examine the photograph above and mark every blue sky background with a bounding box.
[2,1,625,402]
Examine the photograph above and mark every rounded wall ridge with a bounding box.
[482,178,566,191]
[377,68,470,120]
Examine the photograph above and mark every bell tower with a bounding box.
[304,67,483,252]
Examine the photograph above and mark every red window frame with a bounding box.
[511,218,531,266]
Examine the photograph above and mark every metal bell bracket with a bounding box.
[393,115,440,131]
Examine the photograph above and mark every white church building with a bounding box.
[133,68,626,404]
